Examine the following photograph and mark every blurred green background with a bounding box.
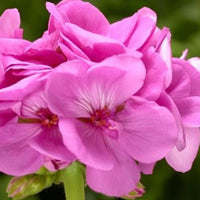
[0,0,200,200]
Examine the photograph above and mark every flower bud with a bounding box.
[7,174,55,200]
[122,182,145,200]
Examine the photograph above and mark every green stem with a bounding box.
[62,161,85,200]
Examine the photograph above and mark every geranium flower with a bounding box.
[46,55,177,196]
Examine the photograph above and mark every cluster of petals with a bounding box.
[0,0,200,197]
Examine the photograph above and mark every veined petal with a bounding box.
[166,127,200,172]
[46,60,90,118]
[87,55,146,109]
[59,119,115,170]
[46,55,145,117]
[117,97,177,163]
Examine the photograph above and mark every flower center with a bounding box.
[18,108,58,128]
[90,106,111,127]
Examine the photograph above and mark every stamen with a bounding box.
[18,108,58,128]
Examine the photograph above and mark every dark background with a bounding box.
[0,0,200,200]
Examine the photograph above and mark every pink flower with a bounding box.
[0,79,75,176]
[46,55,177,196]
[43,0,172,102]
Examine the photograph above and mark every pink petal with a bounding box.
[172,58,200,96]
[125,7,157,49]
[0,38,30,54]
[0,145,43,176]
[136,47,167,101]
[157,92,185,150]
[118,97,177,163]
[166,127,200,172]
[86,144,140,197]
[138,162,156,174]
[30,127,75,162]
[0,9,22,38]
[46,60,90,118]
[46,55,145,117]
[59,119,115,170]
[109,13,138,44]
[176,96,200,127]
[166,60,191,101]
[87,55,146,109]
[61,23,126,62]
[0,74,44,101]
[0,122,41,147]
[47,1,109,35]
[26,31,59,51]
[155,28,172,88]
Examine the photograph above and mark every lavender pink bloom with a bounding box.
[0,0,200,198]
[45,55,177,196]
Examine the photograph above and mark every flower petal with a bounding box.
[176,96,200,127]
[117,97,177,163]
[166,127,200,172]
[59,119,115,170]
[157,92,185,150]
[166,59,191,101]
[47,1,109,35]
[0,144,43,176]
[61,22,126,62]
[138,162,155,174]
[0,122,41,147]
[30,127,75,162]
[136,47,167,101]
[86,144,140,197]
[0,9,22,38]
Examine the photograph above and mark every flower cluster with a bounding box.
[1,0,200,198]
